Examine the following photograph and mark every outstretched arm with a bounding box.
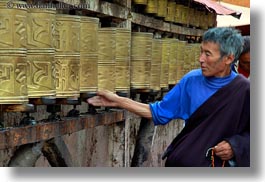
[87,90,152,119]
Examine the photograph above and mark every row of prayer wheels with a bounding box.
[133,0,216,29]
[0,0,201,105]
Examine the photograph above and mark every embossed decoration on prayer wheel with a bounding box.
[208,13,216,28]
[0,1,28,104]
[176,40,187,83]
[133,0,147,5]
[183,44,193,74]
[174,4,183,24]
[0,49,28,104]
[160,39,170,89]
[168,39,178,85]
[26,8,56,98]
[188,8,195,27]
[181,6,189,25]
[157,0,168,18]
[150,39,162,91]
[193,43,201,69]
[115,28,131,93]
[80,16,99,93]
[131,32,153,89]
[193,9,200,28]
[54,14,80,98]
[145,0,158,14]
[165,1,176,22]
[98,28,116,92]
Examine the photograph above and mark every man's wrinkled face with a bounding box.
[199,42,232,77]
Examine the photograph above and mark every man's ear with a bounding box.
[224,54,235,65]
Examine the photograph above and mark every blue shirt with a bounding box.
[149,69,237,125]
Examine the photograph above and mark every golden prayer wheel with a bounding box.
[183,44,193,74]
[199,11,208,30]
[98,28,116,93]
[174,4,182,24]
[115,28,131,94]
[160,39,170,89]
[145,0,158,14]
[133,0,147,5]
[193,43,201,69]
[26,9,56,98]
[176,40,187,83]
[168,39,178,85]
[208,13,216,28]
[165,1,176,22]
[80,16,99,94]
[157,0,168,18]
[54,14,80,98]
[181,6,189,25]
[193,9,201,28]
[188,8,196,26]
[150,39,162,91]
[0,1,28,104]
[131,32,153,90]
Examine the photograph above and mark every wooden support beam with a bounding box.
[0,109,125,150]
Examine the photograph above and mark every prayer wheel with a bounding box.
[0,0,28,104]
[157,0,168,18]
[160,39,170,89]
[26,8,56,98]
[133,0,147,5]
[150,39,162,91]
[98,28,116,93]
[54,14,80,98]
[115,28,131,95]
[168,39,178,85]
[176,40,187,83]
[174,4,183,24]
[183,44,193,74]
[145,0,158,14]
[193,43,201,69]
[80,16,99,94]
[165,1,176,22]
[131,32,153,90]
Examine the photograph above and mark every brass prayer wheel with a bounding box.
[176,40,187,83]
[98,28,116,92]
[54,14,80,98]
[174,4,182,24]
[80,16,99,94]
[145,0,158,14]
[0,0,28,104]
[157,0,168,18]
[183,44,193,74]
[115,28,131,94]
[26,8,56,98]
[160,39,170,89]
[168,39,178,85]
[131,32,153,90]
[150,39,162,91]
[165,1,176,22]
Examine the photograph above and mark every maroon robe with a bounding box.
[164,75,250,167]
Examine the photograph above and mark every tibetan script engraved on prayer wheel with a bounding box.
[131,32,153,90]
[26,8,56,98]
[150,39,162,91]
[54,14,80,98]
[115,28,131,94]
[80,16,99,94]
[0,1,28,104]
[98,28,116,93]
[160,39,170,89]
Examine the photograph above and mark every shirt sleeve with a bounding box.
[149,82,188,125]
